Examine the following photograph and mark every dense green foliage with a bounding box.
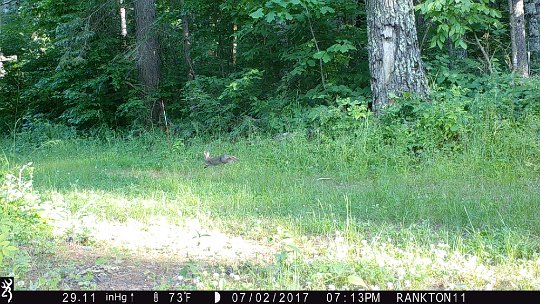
[2,0,534,137]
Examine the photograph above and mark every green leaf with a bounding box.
[249,8,264,19]
[441,23,449,34]
[274,0,287,7]
[322,53,331,63]
[265,12,276,22]
[313,51,326,60]
[314,51,331,63]
[320,6,335,14]
[348,275,368,287]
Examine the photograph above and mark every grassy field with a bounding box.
[1,129,540,290]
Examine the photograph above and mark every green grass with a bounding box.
[1,127,540,289]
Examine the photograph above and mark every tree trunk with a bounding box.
[179,0,195,80]
[509,0,530,77]
[134,0,162,123]
[366,0,428,112]
[0,1,4,78]
[0,0,18,78]
[232,23,238,66]
[526,0,540,67]
[119,0,128,38]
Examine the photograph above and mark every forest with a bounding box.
[1,0,539,291]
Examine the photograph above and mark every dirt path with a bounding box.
[30,215,286,290]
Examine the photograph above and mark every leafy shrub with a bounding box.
[172,75,230,137]
[417,0,502,50]
[14,116,77,148]
[1,163,43,239]
[417,89,472,148]
[373,75,540,160]
[307,96,371,135]
[378,90,472,153]
[174,70,280,137]
[0,163,48,275]
[0,232,18,268]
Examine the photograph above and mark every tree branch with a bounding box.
[419,21,433,50]
[473,32,494,74]
[304,5,326,88]
[1,0,17,6]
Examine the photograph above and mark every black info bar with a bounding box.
[2,290,540,304]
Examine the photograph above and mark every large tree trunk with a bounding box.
[509,0,530,77]
[179,0,195,80]
[134,0,162,123]
[366,0,428,112]
[526,0,540,67]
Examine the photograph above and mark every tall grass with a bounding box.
[1,93,540,289]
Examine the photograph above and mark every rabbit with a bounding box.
[204,151,239,167]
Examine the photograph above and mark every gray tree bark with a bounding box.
[134,0,162,122]
[526,0,540,66]
[179,0,195,80]
[509,0,529,77]
[366,0,428,112]
[0,0,18,78]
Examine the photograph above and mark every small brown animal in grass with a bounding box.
[204,151,239,168]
